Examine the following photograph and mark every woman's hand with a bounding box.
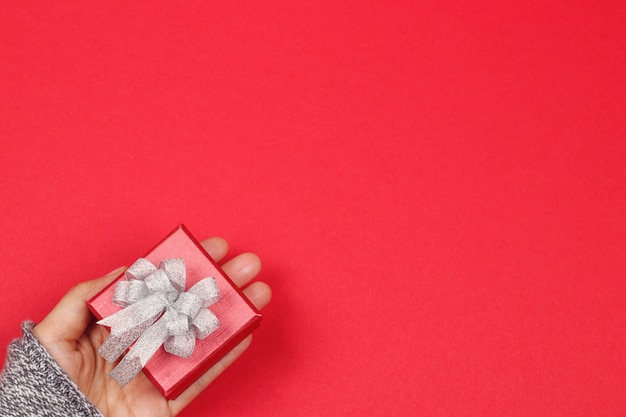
[32,237,271,417]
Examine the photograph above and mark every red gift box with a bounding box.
[87,225,262,399]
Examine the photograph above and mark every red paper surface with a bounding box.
[88,225,261,399]
[1,2,625,416]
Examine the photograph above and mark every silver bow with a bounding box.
[97,257,221,386]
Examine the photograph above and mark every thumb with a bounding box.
[34,266,125,343]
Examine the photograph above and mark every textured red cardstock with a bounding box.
[87,225,262,400]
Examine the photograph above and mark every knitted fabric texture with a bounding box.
[0,322,104,417]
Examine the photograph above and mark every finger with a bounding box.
[242,281,272,310]
[221,252,262,288]
[199,237,229,263]
[168,281,271,415]
[33,266,126,344]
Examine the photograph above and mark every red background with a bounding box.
[1,1,625,416]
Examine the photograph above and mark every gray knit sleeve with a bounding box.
[0,322,105,417]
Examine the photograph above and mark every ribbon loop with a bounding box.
[144,269,177,293]
[97,257,221,386]
[165,332,196,358]
[192,308,220,339]
[159,258,186,291]
[125,258,158,281]
[188,278,220,307]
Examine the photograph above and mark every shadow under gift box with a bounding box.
[87,225,262,400]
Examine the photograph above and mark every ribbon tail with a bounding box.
[98,320,153,362]
[108,316,169,386]
[109,355,143,387]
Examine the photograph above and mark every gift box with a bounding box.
[87,224,262,399]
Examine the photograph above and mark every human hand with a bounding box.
[32,237,271,417]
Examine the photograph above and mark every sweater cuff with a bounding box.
[0,321,105,417]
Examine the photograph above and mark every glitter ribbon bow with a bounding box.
[97,257,221,386]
